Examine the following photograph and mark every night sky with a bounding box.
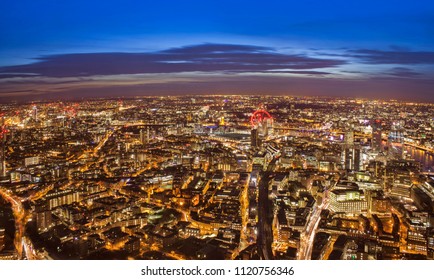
[1,0,434,102]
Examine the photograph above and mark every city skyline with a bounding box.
[1,0,434,263]
[0,95,433,260]
[1,0,434,102]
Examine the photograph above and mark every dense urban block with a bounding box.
[0,95,433,260]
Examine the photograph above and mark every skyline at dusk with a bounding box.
[1,1,434,264]
[1,0,434,102]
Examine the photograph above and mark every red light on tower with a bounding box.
[250,109,272,128]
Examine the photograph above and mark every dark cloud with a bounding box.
[386,67,421,77]
[349,49,434,64]
[1,43,433,103]
[161,44,274,54]
[0,43,345,78]
[247,70,331,75]
[0,72,39,79]
[388,45,412,52]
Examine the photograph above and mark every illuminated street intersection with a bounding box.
[0,95,433,260]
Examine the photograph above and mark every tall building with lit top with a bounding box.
[32,105,38,121]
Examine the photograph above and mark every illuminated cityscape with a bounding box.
[1,0,434,268]
[0,95,433,260]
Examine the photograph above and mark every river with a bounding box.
[404,145,434,172]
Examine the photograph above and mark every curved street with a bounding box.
[0,186,39,260]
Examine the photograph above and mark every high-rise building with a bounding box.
[139,127,151,144]
[0,117,6,178]
[342,128,362,171]
[0,228,5,251]
[354,147,361,171]
[36,210,53,233]
[0,148,5,178]
[427,228,434,260]
[388,126,404,160]
[263,118,273,137]
[32,105,38,121]
[372,120,382,152]
[251,128,260,147]
[343,146,361,171]
[344,148,351,170]
[345,130,354,146]
[140,129,146,145]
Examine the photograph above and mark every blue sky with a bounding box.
[1,0,434,101]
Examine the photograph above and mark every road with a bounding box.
[298,179,333,260]
[0,187,39,259]
[239,174,251,252]
[298,198,329,260]
[256,157,279,260]
[257,171,273,260]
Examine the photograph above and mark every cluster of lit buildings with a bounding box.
[0,95,433,260]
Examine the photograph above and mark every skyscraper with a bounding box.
[388,123,404,160]
[0,149,5,178]
[0,117,6,178]
[251,128,260,147]
[140,129,145,145]
[345,129,354,146]
[343,128,360,170]
[372,120,382,152]
[36,210,53,233]
[0,228,5,251]
[343,146,361,171]
[32,105,38,121]
[139,127,151,145]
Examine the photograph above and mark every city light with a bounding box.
[0,96,432,261]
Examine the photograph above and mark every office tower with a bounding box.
[140,129,145,145]
[345,129,354,146]
[343,146,361,171]
[372,120,382,151]
[0,117,5,178]
[388,123,404,160]
[32,105,38,121]
[251,128,260,147]
[36,210,53,233]
[0,228,5,251]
